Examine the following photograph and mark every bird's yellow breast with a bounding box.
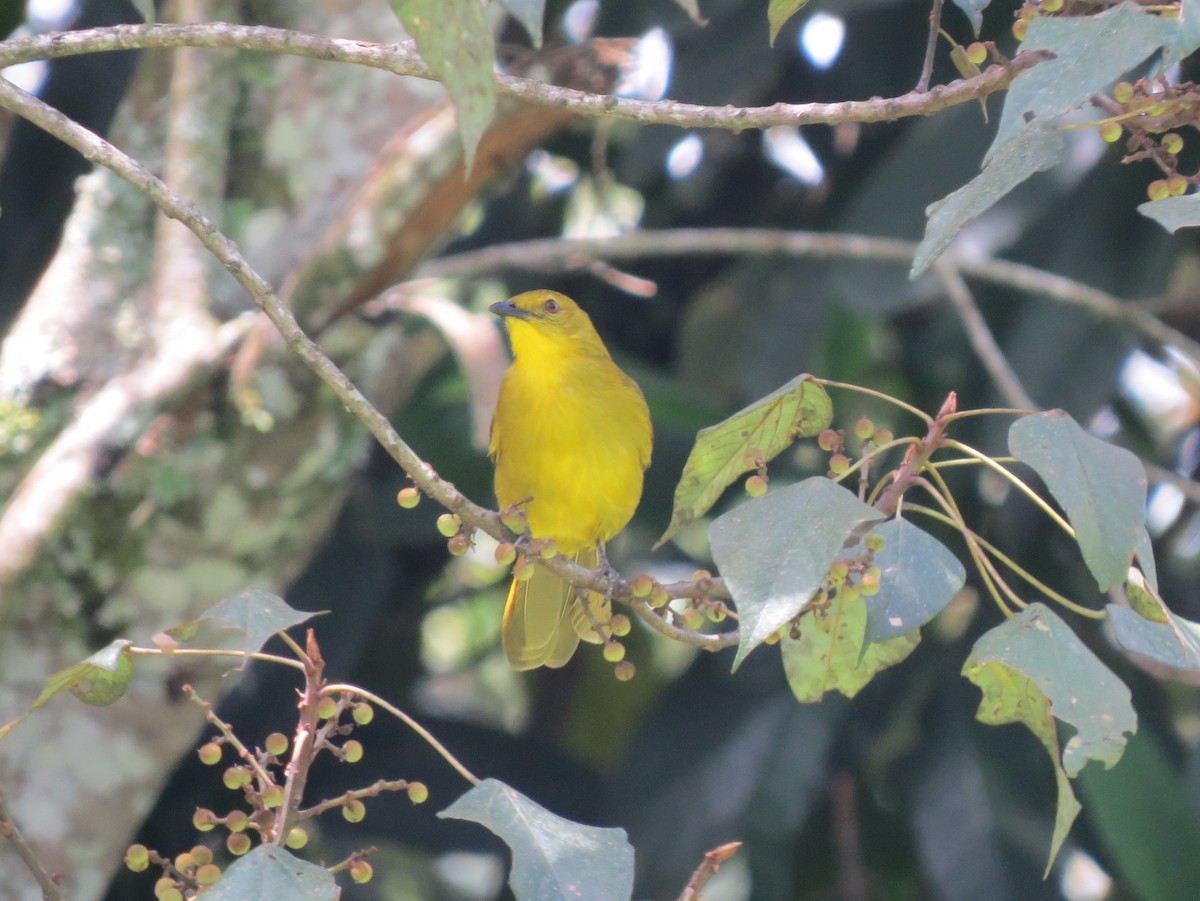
[491,348,651,554]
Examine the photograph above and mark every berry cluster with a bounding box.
[1094,79,1199,201]
[818,417,894,479]
[125,689,423,895]
[1011,0,1066,41]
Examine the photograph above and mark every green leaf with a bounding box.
[768,0,808,46]
[656,375,831,548]
[130,0,155,23]
[439,779,635,900]
[863,519,966,644]
[1138,193,1200,233]
[989,2,1174,158]
[200,589,320,661]
[1164,0,1200,67]
[781,586,920,702]
[32,640,135,709]
[709,477,883,670]
[1078,729,1200,901]
[949,0,990,36]
[963,604,1137,874]
[911,120,1064,277]
[388,0,497,169]
[500,0,547,47]
[1134,526,1158,593]
[1108,601,1200,672]
[1009,410,1147,591]
[202,845,337,901]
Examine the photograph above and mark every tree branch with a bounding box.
[0,23,1048,131]
[0,786,62,901]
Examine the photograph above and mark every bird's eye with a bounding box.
[543,298,560,314]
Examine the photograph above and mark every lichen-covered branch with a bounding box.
[0,23,1048,132]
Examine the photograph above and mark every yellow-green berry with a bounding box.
[872,427,893,446]
[966,42,987,66]
[317,696,338,720]
[1148,179,1171,201]
[854,417,874,441]
[343,799,366,823]
[343,740,364,763]
[1163,133,1184,154]
[538,538,558,559]
[190,846,213,867]
[225,810,249,833]
[1042,0,1062,11]
[157,887,183,901]
[1013,18,1028,40]
[500,507,528,534]
[1113,81,1135,104]
[262,785,284,809]
[610,614,632,637]
[829,453,850,475]
[407,782,429,804]
[681,607,705,631]
[1100,121,1122,143]
[817,428,840,452]
[603,641,626,663]
[1168,175,1189,196]
[744,474,768,497]
[124,844,150,872]
[649,584,670,609]
[285,827,308,850]
[350,860,374,884]
[195,864,221,886]
[630,574,654,597]
[353,703,374,726]
[198,742,222,766]
[396,487,421,508]
[192,808,216,832]
[614,660,636,681]
[265,733,288,757]
[173,852,197,873]
[447,533,471,556]
[494,541,517,565]
[514,557,535,582]
[154,877,178,900]
[865,532,885,552]
[226,833,252,856]
[436,513,462,538]
[222,766,250,791]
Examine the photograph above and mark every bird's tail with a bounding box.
[501,546,611,670]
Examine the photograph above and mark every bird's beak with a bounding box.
[489,300,534,320]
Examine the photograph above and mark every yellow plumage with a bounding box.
[489,290,652,670]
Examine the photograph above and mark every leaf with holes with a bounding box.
[439,779,635,900]
[781,586,919,702]
[657,375,831,548]
[1009,410,1146,591]
[963,604,1136,874]
[710,477,883,670]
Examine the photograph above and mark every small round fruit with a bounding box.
[285,827,308,850]
[154,877,178,900]
[353,703,374,726]
[840,583,862,603]
[226,810,250,833]
[500,507,528,534]
[317,697,338,720]
[262,785,284,809]
[436,513,462,538]
[603,641,626,663]
[343,799,367,823]
[1042,0,1062,12]
[192,808,216,832]
[706,605,727,623]
[1013,18,1028,40]
[158,888,183,901]
[1163,133,1184,155]
[265,732,288,757]
[1148,179,1171,201]
[407,782,430,804]
[1099,121,1122,143]
[350,860,374,884]
[854,417,874,441]
[649,584,670,609]
[966,42,987,66]
[396,487,421,508]
[860,574,881,596]
[173,852,197,873]
[190,846,213,866]
[744,474,768,497]
[514,557,535,582]
[222,766,250,791]
[817,428,840,452]
[610,614,632,637]
[125,844,150,872]
[494,541,517,565]
[630,574,654,597]
[1168,175,1189,196]
[865,532,886,552]
[226,833,252,856]
[681,607,705,631]
[872,427,894,446]
[538,538,558,559]
[829,453,850,475]
[447,533,471,556]
[197,742,222,766]
[1113,81,1134,104]
[195,864,221,886]
[343,740,364,763]
[1148,101,1168,117]
[828,560,850,585]
[614,660,636,681]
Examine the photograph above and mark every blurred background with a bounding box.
[3,0,1200,898]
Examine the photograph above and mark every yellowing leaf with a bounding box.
[781,587,919,702]
[657,375,831,548]
[31,640,135,710]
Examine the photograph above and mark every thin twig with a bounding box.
[419,229,1200,369]
[934,259,1036,410]
[677,841,743,901]
[0,786,62,901]
[0,23,1049,132]
[915,0,947,93]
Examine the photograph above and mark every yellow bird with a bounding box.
[489,290,653,670]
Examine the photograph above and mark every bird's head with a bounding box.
[489,290,605,359]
